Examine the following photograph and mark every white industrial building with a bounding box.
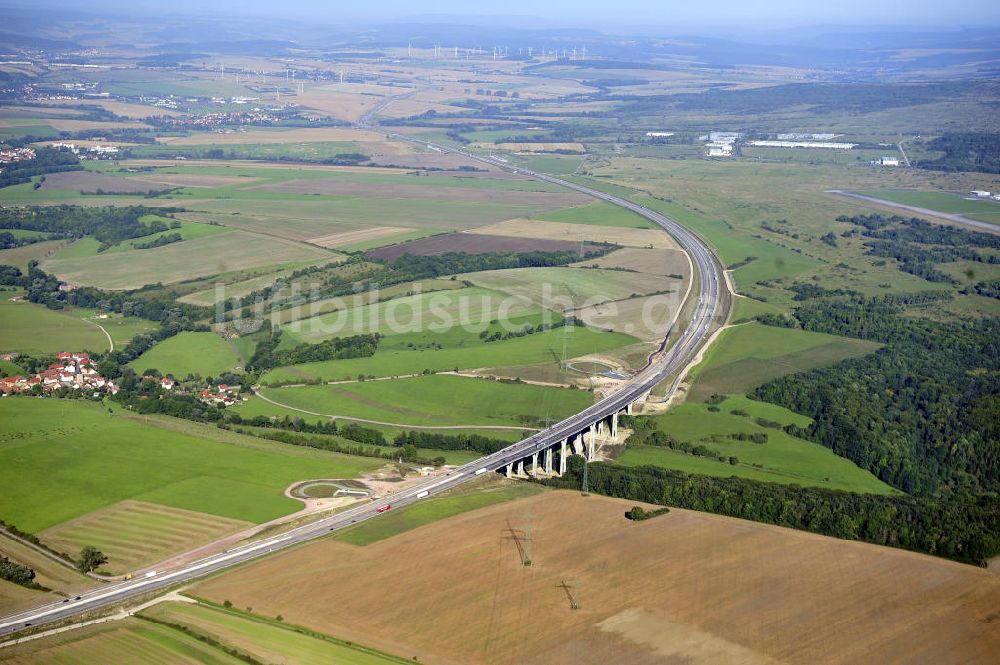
[971,190,991,198]
[747,140,856,150]
[876,156,900,166]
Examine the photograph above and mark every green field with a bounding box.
[0,618,248,664]
[283,286,537,343]
[0,296,110,355]
[534,201,657,228]
[859,190,1000,225]
[245,374,593,428]
[263,325,636,384]
[139,601,413,664]
[335,478,544,546]
[131,331,241,378]
[44,229,336,290]
[0,399,382,533]
[618,395,895,494]
[464,267,671,311]
[687,323,881,400]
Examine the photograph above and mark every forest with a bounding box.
[752,296,999,497]
[915,132,1000,173]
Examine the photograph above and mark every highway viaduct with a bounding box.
[0,117,727,640]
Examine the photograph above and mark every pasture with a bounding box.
[283,286,537,343]
[193,490,1000,665]
[535,201,657,228]
[618,395,893,494]
[0,297,110,354]
[0,399,382,534]
[464,267,672,311]
[249,374,593,428]
[43,230,336,290]
[0,239,67,271]
[686,323,881,400]
[261,326,636,384]
[131,331,241,378]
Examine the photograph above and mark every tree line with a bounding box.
[545,459,1000,565]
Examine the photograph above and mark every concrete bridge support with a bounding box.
[531,451,539,478]
[545,447,553,475]
[559,439,567,476]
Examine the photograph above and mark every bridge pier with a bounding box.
[531,451,539,478]
[559,439,567,476]
[505,463,512,478]
[611,411,619,439]
[588,424,596,460]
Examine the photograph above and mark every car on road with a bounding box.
[375,504,392,513]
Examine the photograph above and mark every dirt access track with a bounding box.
[193,490,1000,665]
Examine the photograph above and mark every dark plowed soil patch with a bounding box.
[40,170,172,194]
[368,232,604,262]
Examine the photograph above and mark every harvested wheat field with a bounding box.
[573,247,691,277]
[193,490,1000,665]
[476,218,681,249]
[367,232,604,261]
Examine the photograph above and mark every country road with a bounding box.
[0,121,728,639]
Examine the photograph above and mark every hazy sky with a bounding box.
[7,0,1000,29]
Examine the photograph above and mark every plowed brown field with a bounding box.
[193,490,1000,665]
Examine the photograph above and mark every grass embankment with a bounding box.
[335,477,544,546]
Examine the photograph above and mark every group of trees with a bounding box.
[393,430,512,456]
[0,556,38,588]
[0,204,182,251]
[836,213,999,284]
[247,328,381,371]
[545,460,1000,564]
